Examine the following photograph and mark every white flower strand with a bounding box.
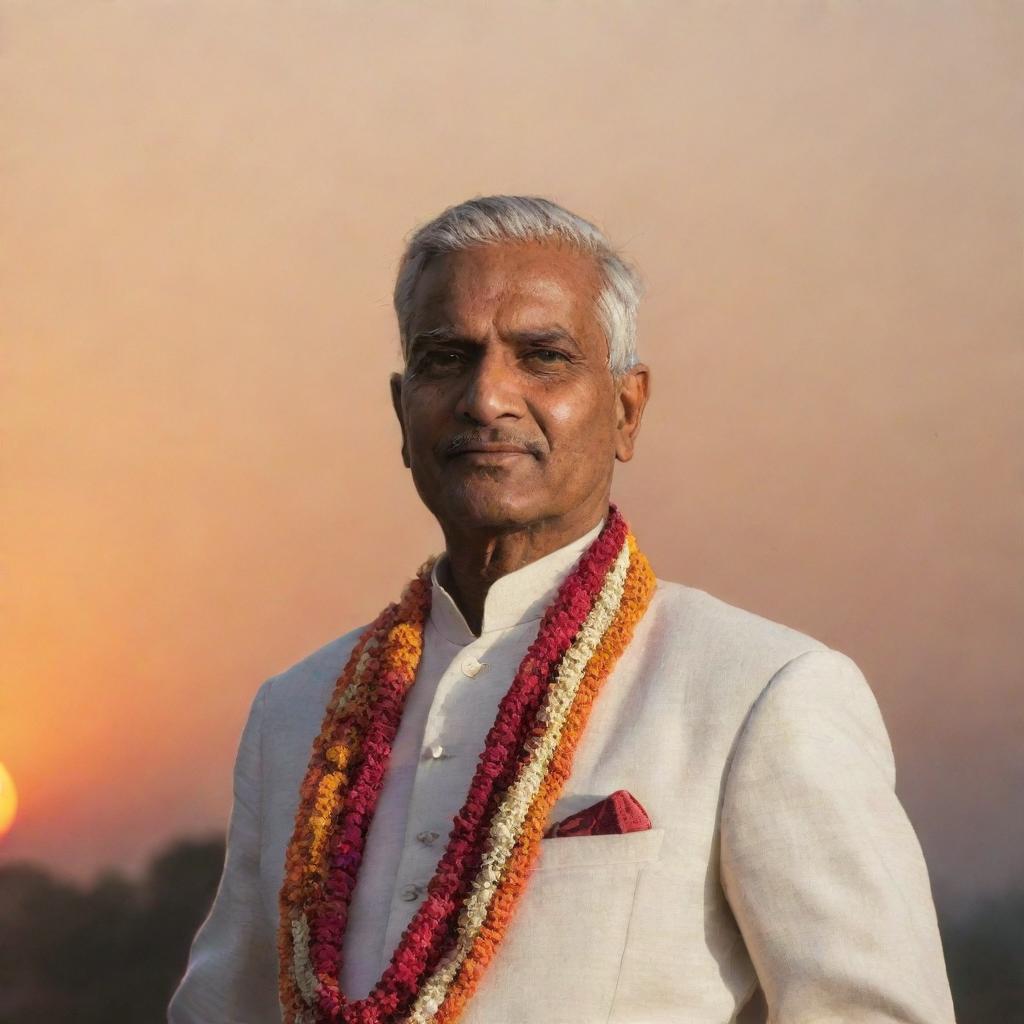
[332,633,382,715]
[291,913,321,1006]
[405,542,632,1022]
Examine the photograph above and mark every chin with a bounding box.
[438,484,543,533]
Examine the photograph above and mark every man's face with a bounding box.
[390,241,647,535]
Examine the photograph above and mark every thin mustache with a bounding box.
[441,432,546,458]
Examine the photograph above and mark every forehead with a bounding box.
[407,241,605,343]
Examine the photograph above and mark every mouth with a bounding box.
[449,447,532,464]
[441,434,544,468]
[451,445,531,456]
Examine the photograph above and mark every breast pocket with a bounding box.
[534,827,665,871]
[461,829,666,1024]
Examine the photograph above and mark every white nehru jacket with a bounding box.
[167,523,956,1023]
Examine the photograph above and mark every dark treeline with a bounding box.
[0,837,1020,1023]
[0,839,224,1024]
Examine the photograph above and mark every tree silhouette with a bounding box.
[939,887,1024,1023]
[0,837,224,1024]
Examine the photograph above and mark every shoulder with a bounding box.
[641,576,830,672]
[639,578,893,780]
[256,622,372,724]
[728,644,896,785]
[632,578,877,727]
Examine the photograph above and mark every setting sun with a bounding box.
[0,762,18,839]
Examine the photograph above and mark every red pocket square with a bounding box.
[544,789,652,838]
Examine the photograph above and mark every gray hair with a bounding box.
[393,195,643,375]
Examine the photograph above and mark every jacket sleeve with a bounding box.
[719,648,957,1023]
[167,679,282,1024]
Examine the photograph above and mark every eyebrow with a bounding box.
[408,325,582,353]
[408,326,470,350]
[406,328,473,364]
[505,327,582,351]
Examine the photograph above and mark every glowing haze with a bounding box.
[2,2,1021,911]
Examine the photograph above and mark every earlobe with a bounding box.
[390,373,411,468]
[614,364,651,463]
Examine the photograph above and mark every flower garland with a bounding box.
[277,505,656,1024]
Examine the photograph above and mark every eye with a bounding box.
[417,350,467,371]
[527,348,569,364]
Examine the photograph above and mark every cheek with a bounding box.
[402,390,450,452]
[538,389,616,456]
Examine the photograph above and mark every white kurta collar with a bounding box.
[428,519,605,646]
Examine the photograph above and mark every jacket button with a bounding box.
[400,883,422,901]
[416,830,440,845]
[461,657,485,678]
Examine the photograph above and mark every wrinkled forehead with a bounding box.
[406,242,607,352]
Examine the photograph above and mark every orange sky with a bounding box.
[2,2,1021,910]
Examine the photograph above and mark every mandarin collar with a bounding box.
[428,519,605,646]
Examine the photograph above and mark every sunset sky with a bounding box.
[2,2,1021,913]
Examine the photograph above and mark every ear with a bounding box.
[390,372,411,468]
[613,363,650,463]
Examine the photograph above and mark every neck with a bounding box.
[438,503,607,635]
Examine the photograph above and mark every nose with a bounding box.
[454,346,522,426]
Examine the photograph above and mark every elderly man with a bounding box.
[168,196,956,1024]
